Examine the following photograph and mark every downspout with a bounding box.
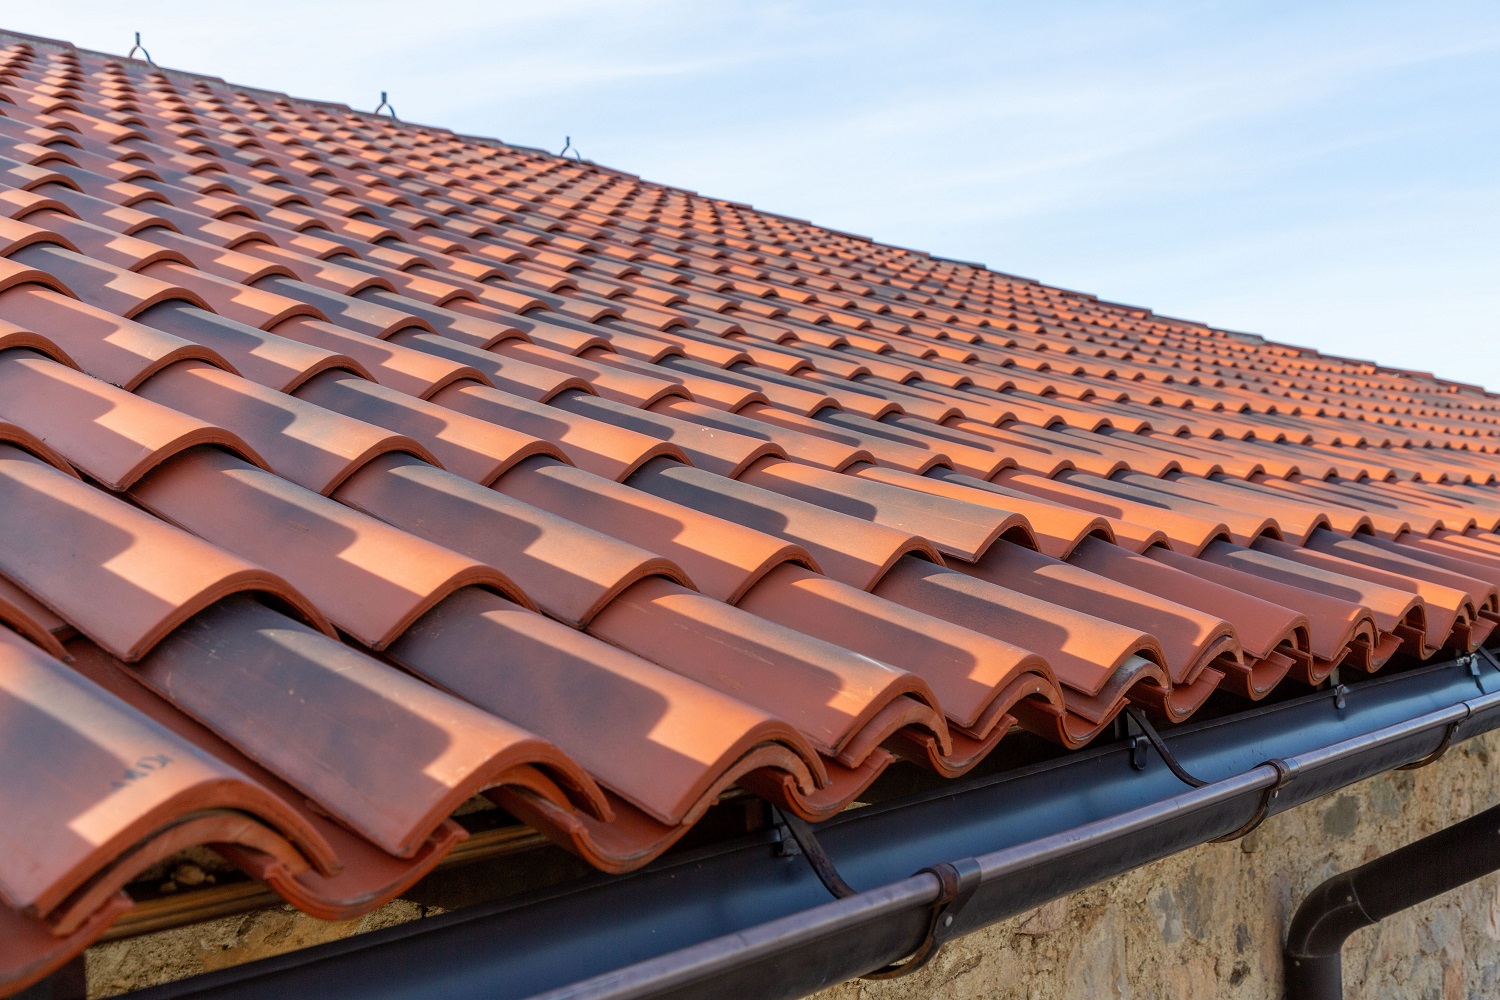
[1284,801,1500,1000]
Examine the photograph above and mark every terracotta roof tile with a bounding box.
[4,29,1500,976]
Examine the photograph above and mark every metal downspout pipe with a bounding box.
[1284,802,1500,1000]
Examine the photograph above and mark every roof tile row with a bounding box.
[1,29,1499,994]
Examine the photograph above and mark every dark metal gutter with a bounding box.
[130,654,1500,1000]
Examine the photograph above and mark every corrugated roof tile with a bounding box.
[3,29,1500,974]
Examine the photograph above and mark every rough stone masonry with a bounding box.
[87,729,1500,999]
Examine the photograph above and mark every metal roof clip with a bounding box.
[126,31,155,67]
[374,91,398,121]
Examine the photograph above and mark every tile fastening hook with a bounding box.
[127,31,155,67]
[1123,706,1208,788]
[374,91,398,121]
[772,807,856,899]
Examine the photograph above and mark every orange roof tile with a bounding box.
[1,26,1499,995]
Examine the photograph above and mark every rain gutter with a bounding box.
[128,652,1500,1000]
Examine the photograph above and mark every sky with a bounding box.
[9,2,1500,387]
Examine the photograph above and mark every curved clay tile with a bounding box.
[136,361,437,495]
[28,212,187,271]
[500,309,614,354]
[1280,532,1477,656]
[130,226,296,285]
[0,349,266,488]
[874,555,1169,732]
[623,357,769,412]
[64,639,465,922]
[0,443,328,660]
[257,275,428,339]
[496,456,811,604]
[0,212,79,257]
[589,576,946,766]
[390,586,824,827]
[1193,540,1388,681]
[715,365,839,415]
[138,302,368,391]
[0,414,78,479]
[335,454,686,627]
[9,244,211,317]
[794,370,909,420]
[0,284,232,388]
[390,330,590,401]
[1149,473,1340,544]
[1078,540,1308,699]
[0,574,69,659]
[0,891,132,998]
[859,466,1113,559]
[272,316,488,399]
[985,470,1187,553]
[737,562,1060,742]
[295,372,563,485]
[629,459,943,592]
[0,627,330,927]
[132,596,607,859]
[554,392,780,479]
[431,381,684,481]
[741,458,1036,561]
[967,539,1239,695]
[747,406,950,476]
[131,447,534,648]
[1400,533,1500,592]
[498,341,686,407]
[136,259,320,329]
[1312,533,1498,616]
[361,287,526,348]
[241,241,395,294]
[656,397,871,470]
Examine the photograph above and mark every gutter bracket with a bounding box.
[862,857,984,980]
[1212,757,1292,843]
[1397,719,1463,771]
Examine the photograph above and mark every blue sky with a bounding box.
[12,2,1500,388]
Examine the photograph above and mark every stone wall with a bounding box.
[88,730,1500,999]
[810,729,1500,1000]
